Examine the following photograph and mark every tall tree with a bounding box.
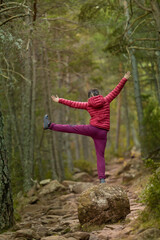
[0,108,14,231]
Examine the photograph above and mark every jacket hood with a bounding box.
[88,95,105,108]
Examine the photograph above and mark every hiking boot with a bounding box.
[43,114,51,130]
[100,178,106,183]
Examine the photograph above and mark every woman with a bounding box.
[44,71,131,183]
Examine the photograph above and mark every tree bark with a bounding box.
[42,46,58,180]
[123,0,144,141]
[22,37,32,191]
[123,86,130,150]
[0,108,14,230]
[30,38,37,178]
[115,93,121,153]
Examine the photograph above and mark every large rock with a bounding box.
[72,182,94,194]
[73,172,92,182]
[78,185,130,225]
[39,180,66,196]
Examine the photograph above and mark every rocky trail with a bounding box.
[0,156,147,240]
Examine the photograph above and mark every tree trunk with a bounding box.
[75,134,80,160]
[155,51,160,104]
[22,4,33,191]
[150,0,160,38]
[151,61,160,103]
[0,108,14,231]
[42,46,58,180]
[150,0,160,104]
[30,38,37,178]
[123,0,144,142]
[123,86,130,150]
[115,93,121,153]
[130,53,144,138]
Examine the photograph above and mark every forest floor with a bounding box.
[0,155,152,240]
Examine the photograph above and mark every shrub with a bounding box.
[140,170,160,216]
[142,98,160,155]
[74,159,95,175]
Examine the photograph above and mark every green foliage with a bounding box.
[140,170,160,217]
[134,208,160,231]
[144,158,160,171]
[74,159,95,175]
[142,97,160,154]
[64,167,73,180]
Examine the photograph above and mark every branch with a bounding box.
[0,2,29,8]
[1,68,31,83]
[0,73,9,79]
[42,17,79,25]
[0,6,20,14]
[127,12,151,32]
[133,0,152,12]
[0,13,29,26]
[133,38,159,41]
[128,46,160,51]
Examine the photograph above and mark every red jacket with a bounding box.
[59,77,128,131]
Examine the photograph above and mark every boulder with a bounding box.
[40,179,51,186]
[72,182,94,194]
[38,180,66,196]
[73,172,92,182]
[78,185,130,225]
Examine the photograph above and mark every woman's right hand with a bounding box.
[124,71,131,79]
[51,95,59,103]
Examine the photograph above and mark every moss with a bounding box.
[132,207,160,233]
[74,159,96,175]
[64,167,73,180]
[80,223,105,232]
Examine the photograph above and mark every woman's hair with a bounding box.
[88,89,99,98]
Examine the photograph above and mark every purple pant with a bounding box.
[49,123,108,179]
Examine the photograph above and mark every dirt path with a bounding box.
[90,158,145,239]
[0,157,145,240]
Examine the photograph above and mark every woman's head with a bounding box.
[88,89,99,98]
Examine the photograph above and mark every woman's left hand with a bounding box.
[51,95,59,103]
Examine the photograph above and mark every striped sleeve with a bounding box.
[104,77,128,103]
[58,98,88,109]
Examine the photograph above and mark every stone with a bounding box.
[72,182,94,194]
[78,185,130,225]
[122,172,137,182]
[65,232,90,240]
[28,195,39,204]
[41,236,67,240]
[0,233,13,240]
[73,168,81,173]
[62,180,77,192]
[40,179,52,186]
[13,229,40,239]
[89,234,99,240]
[137,228,160,240]
[73,172,92,182]
[38,180,66,196]
[116,161,131,176]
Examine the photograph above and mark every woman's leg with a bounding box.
[50,122,107,179]
[93,136,107,180]
[49,123,97,137]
